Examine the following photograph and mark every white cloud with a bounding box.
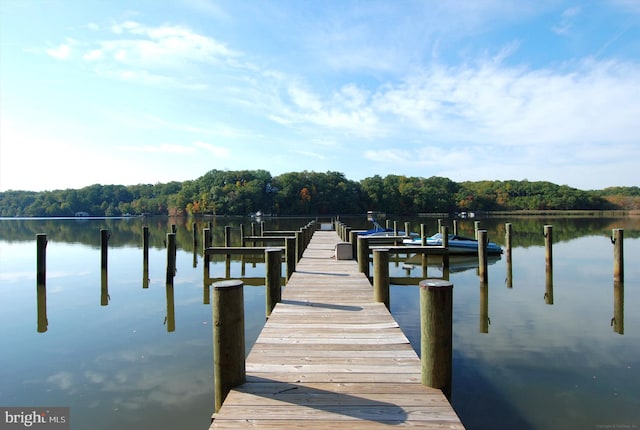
[46,43,71,59]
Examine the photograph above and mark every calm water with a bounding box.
[1,216,639,430]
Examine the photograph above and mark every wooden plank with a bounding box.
[209,230,464,429]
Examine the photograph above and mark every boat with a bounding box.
[403,232,503,255]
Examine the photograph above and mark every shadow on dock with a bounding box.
[281,299,363,312]
[221,375,412,425]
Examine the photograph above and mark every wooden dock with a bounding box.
[209,230,464,429]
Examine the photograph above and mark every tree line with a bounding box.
[1,169,638,217]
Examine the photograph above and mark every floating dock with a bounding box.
[209,230,464,429]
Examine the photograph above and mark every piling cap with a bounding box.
[213,279,244,290]
[419,279,454,290]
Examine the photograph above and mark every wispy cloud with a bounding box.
[552,6,582,35]
[118,143,196,154]
[192,141,231,158]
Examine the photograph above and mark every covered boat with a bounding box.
[403,232,503,255]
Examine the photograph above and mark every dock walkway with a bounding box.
[210,230,464,429]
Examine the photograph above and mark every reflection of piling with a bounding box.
[166,233,176,284]
[545,265,554,305]
[612,229,624,282]
[478,230,488,283]
[419,279,453,400]
[143,226,150,289]
[101,229,110,306]
[165,282,175,332]
[101,268,109,306]
[37,280,48,333]
[204,228,211,266]
[480,281,489,333]
[213,280,246,413]
[36,235,48,332]
[265,248,282,317]
[36,234,47,286]
[544,225,553,269]
[453,220,458,236]
[100,229,109,271]
[613,281,624,335]
[505,223,512,288]
[373,249,390,309]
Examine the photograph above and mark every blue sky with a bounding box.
[1,0,639,192]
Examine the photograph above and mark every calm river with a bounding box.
[0,215,638,429]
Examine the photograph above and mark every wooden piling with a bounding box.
[357,236,370,278]
[166,233,176,284]
[478,230,488,283]
[100,229,109,306]
[285,237,296,280]
[193,222,198,247]
[419,279,453,400]
[265,248,282,317]
[404,222,411,237]
[453,219,458,236]
[441,226,450,268]
[544,225,553,269]
[373,249,390,309]
[474,221,481,240]
[613,228,624,282]
[36,234,47,286]
[212,280,246,413]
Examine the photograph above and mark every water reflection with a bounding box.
[36,282,47,333]
[612,281,624,335]
[480,281,489,334]
[100,268,109,306]
[544,266,554,305]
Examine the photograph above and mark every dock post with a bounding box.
[357,236,370,279]
[419,279,453,400]
[265,248,282,317]
[373,249,390,309]
[404,222,411,237]
[296,230,303,261]
[441,226,450,269]
[212,280,246,413]
[478,230,488,283]
[453,220,458,236]
[350,231,358,260]
[166,233,176,284]
[544,225,553,269]
[285,237,296,281]
[36,233,47,286]
[393,221,398,236]
[474,221,481,239]
[612,228,624,282]
[193,222,198,247]
[142,226,150,289]
[420,224,427,246]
